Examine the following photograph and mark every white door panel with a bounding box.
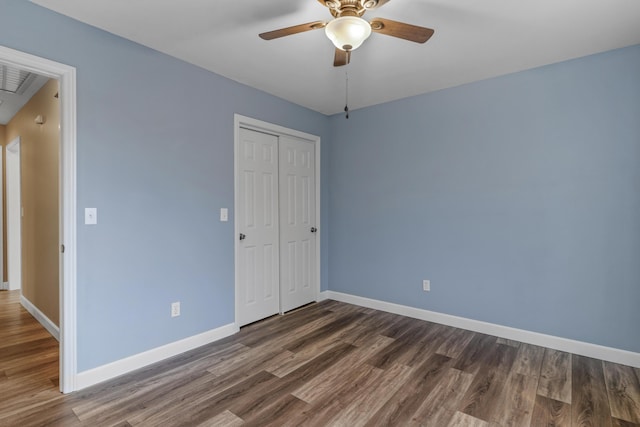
[279,136,316,312]
[237,128,279,326]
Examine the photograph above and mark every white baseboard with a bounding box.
[320,290,640,368]
[20,295,60,341]
[317,290,330,302]
[0,282,7,290]
[76,322,239,390]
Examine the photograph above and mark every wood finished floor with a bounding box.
[1,290,640,426]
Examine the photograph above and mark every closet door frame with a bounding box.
[233,114,321,327]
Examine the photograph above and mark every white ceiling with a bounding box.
[0,66,49,125]
[32,0,640,115]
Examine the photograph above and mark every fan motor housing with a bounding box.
[319,0,375,18]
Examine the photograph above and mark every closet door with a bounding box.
[279,135,316,313]
[237,128,280,326]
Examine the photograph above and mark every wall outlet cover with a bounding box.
[171,302,180,317]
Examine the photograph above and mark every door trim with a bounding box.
[0,45,78,393]
[234,114,321,327]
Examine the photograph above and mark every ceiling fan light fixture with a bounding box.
[325,16,372,51]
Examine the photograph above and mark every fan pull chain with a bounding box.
[344,70,349,119]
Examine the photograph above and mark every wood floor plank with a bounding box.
[367,321,450,370]
[206,343,279,376]
[2,401,83,427]
[364,353,454,426]
[239,393,309,426]
[237,308,338,348]
[366,321,427,369]
[72,343,250,421]
[512,343,546,378]
[449,411,489,427]
[283,396,345,426]
[453,333,498,375]
[603,362,640,424]
[491,372,539,426]
[612,418,640,427]
[264,337,345,378]
[538,348,572,404]
[283,312,364,353]
[292,334,393,403]
[409,367,475,427]
[378,314,421,339]
[295,361,384,412]
[460,343,519,422]
[530,395,571,427]
[286,364,386,426]
[324,362,414,426]
[436,328,476,359]
[227,342,357,421]
[0,388,66,424]
[333,317,382,346]
[0,337,58,361]
[131,370,278,427]
[497,337,522,348]
[79,370,222,426]
[572,354,613,427]
[395,322,454,367]
[195,410,244,427]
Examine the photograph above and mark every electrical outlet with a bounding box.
[422,280,430,292]
[171,302,180,317]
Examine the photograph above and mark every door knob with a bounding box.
[239,233,246,241]
[310,227,318,233]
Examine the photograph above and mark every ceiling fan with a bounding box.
[259,0,435,67]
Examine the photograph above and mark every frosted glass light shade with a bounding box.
[325,16,372,51]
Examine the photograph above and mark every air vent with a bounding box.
[0,65,37,95]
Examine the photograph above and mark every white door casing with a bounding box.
[279,135,316,313]
[236,128,280,326]
[0,44,77,393]
[234,114,321,327]
[6,138,22,291]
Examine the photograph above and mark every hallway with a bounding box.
[0,290,60,420]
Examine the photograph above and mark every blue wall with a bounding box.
[0,0,330,370]
[328,45,640,353]
[2,0,638,372]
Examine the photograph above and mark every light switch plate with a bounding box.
[220,208,228,222]
[85,208,97,225]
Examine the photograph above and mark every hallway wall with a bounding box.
[0,124,5,285]
[6,79,60,325]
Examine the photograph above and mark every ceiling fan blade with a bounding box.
[369,18,434,43]
[259,21,326,40]
[333,48,351,67]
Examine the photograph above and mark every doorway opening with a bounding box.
[0,45,77,393]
